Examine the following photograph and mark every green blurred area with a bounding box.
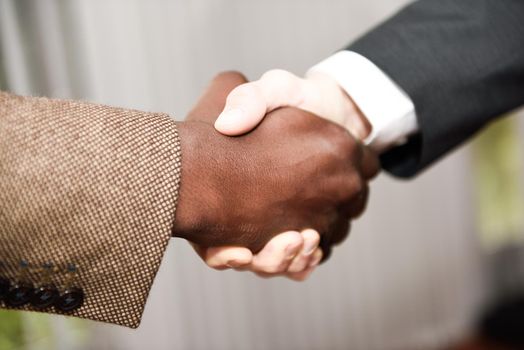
[0,311,24,350]
[0,310,89,350]
[0,310,57,350]
[472,115,524,250]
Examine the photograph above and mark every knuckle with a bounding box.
[346,174,364,199]
[261,69,295,83]
[323,123,357,157]
[228,82,260,101]
[260,69,306,106]
[339,135,358,158]
[336,178,361,203]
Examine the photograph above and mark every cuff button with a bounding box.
[6,283,33,307]
[0,277,10,300]
[31,285,59,309]
[55,288,84,312]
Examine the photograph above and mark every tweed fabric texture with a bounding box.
[0,91,182,328]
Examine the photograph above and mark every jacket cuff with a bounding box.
[0,92,182,328]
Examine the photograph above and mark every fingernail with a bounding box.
[215,108,244,129]
[285,244,299,260]
[226,260,241,268]
[308,252,322,267]
[303,241,318,256]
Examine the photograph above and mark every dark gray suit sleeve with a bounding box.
[348,0,524,177]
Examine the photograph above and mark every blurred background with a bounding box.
[0,0,523,349]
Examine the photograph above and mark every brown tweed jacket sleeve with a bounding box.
[0,91,182,328]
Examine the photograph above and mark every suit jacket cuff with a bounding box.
[0,91,182,328]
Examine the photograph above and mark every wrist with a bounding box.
[171,121,209,241]
[304,72,371,141]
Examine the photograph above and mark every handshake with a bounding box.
[172,71,380,280]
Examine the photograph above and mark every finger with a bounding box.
[254,271,277,279]
[287,229,320,273]
[360,144,381,179]
[330,217,351,246]
[204,246,253,270]
[287,266,316,281]
[346,185,369,219]
[256,253,319,280]
[235,230,309,273]
[250,231,304,274]
[319,235,333,263]
[318,218,349,264]
[287,248,323,281]
[215,69,305,135]
[187,71,248,123]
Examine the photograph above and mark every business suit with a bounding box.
[349,0,524,177]
[0,91,182,328]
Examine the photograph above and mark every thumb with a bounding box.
[187,71,248,123]
[214,82,267,135]
[215,69,305,136]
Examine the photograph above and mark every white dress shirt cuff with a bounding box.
[307,51,418,153]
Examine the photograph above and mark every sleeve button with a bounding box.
[31,285,59,309]
[55,288,84,312]
[5,283,33,307]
